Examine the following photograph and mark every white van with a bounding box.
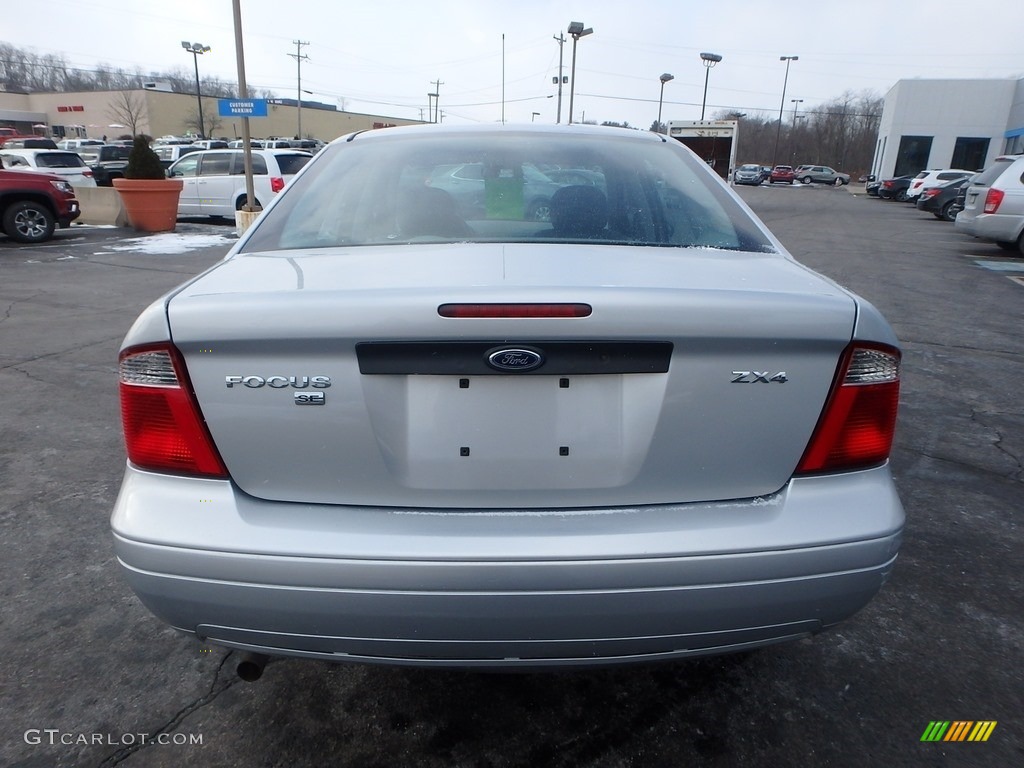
[56,138,106,151]
[166,148,313,217]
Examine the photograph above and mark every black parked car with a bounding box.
[917,176,972,221]
[878,175,914,201]
[82,144,134,186]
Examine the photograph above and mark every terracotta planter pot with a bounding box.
[112,178,183,233]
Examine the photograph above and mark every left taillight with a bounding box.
[983,188,1004,214]
[119,344,228,478]
[270,176,285,193]
[796,344,901,475]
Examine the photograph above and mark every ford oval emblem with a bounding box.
[486,347,544,372]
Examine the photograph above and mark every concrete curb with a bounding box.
[74,185,128,227]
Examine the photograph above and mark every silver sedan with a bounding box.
[112,124,903,674]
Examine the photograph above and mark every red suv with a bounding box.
[0,167,81,243]
[769,165,796,184]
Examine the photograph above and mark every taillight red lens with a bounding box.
[119,345,228,477]
[923,188,941,199]
[271,177,285,193]
[983,188,1004,214]
[796,344,901,474]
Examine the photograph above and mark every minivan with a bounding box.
[166,148,313,218]
[954,155,1024,254]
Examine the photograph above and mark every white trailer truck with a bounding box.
[666,119,739,184]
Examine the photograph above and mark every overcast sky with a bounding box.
[6,0,1023,130]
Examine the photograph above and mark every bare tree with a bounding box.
[181,109,223,138]
[107,91,147,136]
[712,92,881,175]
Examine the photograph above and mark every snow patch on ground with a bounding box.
[101,232,235,255]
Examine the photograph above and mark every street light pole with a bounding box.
[657,73,674,133]
[790,98,804,164]
[699,52,722,120]
[181,41,211,138]
[772,55,799,169]
[567,21,593,125]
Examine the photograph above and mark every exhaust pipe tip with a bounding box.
[235,652,269,682]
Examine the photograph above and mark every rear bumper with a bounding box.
[111,464,903,668]
[954,211,1024,243]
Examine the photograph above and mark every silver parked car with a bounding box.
[796,165,851,186]
[954,155,1024,254]
[112,124,904,675]
[733,163,764,185]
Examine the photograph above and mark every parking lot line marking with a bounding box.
[973,260,1024,273]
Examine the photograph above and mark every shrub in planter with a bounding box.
[124,134,167,180]
[112,135,183,232]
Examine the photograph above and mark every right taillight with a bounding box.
[270,176,285,193]
[796,344,901,474]
[983,188,1004,214]
[119,344,228,478]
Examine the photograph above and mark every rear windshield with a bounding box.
[970,158,1016,187]
[35,152,86,168]
[275,154,313,175]
[240,131,774,253]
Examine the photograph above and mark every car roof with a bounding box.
[337,122,667,147]
[0,148,78,157]
[183,148,312,156]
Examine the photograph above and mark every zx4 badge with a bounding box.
[731,371,788,384]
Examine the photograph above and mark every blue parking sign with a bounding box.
[218,99,268,118]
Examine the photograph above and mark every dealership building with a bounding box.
[0,86,421,142]
[871,77,1024,179]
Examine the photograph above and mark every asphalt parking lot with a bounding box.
[1,188,1021,768]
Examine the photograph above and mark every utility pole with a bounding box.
[430,79,444,123]
[553,33,565,123]
[231,0,257,213]
[288,40,309,138]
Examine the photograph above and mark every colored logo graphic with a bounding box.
[921,721,997,742]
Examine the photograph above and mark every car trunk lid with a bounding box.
[167,244,857,508]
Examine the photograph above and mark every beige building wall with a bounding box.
[0,89,421,142]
